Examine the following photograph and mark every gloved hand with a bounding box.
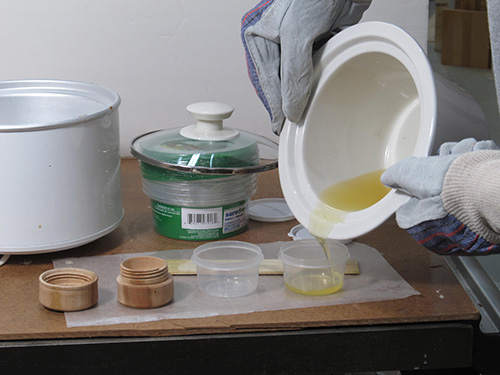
[241,0,371,135]
[381,138,500,255]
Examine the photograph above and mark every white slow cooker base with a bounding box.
[0,210,124,255]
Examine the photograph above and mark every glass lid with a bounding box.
[131,102,278,175]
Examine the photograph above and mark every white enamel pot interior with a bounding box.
[279,22,490,242]
[0,80,123,254]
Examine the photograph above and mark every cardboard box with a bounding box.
[434,0,449,51]
[455,0,487,11]
[441,9,490,69]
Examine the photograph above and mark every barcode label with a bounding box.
[188,212,219,225]
[181,207,223,230]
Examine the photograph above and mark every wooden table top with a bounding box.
[0,158,479,341]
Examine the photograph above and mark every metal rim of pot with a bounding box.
[130,130,279,175]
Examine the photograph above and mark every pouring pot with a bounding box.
[279,22,490,242]
[0,80,123,255]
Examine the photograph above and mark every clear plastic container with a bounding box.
[142,174,257,240]
[191,241,263,298]
[142,174,257,207]
[279,239,350,296]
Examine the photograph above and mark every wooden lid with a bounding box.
[39,268,98,312]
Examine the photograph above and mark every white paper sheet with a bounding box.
[53,241,420,328]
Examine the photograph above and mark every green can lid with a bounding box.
[131,102,278,175]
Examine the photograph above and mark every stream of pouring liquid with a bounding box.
[309,169,391,257]
[285,170,390,295]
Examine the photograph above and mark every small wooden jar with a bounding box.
[39,268,98,312]
[117,256,174,309]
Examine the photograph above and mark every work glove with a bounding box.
[381,138,500,255]
[241,0,371,135]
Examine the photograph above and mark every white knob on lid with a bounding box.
[180,102,239,141]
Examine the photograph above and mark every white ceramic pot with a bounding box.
[0,80,123,255]
[279,22,490,242]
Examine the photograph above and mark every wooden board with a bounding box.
[0,159,479,341]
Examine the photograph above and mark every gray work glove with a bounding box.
[381,138,500,255]
[241,0,371,135]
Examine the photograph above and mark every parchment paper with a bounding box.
[53,241,420,328]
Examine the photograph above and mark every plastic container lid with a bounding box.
[288,224,316,240]
[288,224,352,244]
[131,102,278,175]
[249,198,295,222]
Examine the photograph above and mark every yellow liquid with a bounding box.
[285,270,344,296]
[319,169,390,212]
[308,169,390,240]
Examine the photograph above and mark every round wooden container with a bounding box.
[39,268,98,312]
[116,256,174,309]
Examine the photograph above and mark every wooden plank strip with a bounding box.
[166,258,359,276]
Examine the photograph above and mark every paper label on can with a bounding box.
[222,202,248,234]
[151,200,249,240]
